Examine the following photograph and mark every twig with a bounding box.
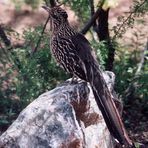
[113,0,147,39]
[89,0,95,16]
[89,0,97,30]
[0,24,25,78]
[135,39,148,75]
[31,14,50,54]
[124,40,148,98]
[95,8,115,71]
[0,25,11,47]
[32,0,57,55]
[97,8,110,40]
[0,25,12,63]
[80,0,105,34]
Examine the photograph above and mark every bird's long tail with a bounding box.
[86,62,133,147]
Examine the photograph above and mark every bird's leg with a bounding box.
[70,75,79,84]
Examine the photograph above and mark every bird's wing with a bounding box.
[56,35,88,80]
[70,33,99,82]
[70,33,132,146]
[70,33,95,63]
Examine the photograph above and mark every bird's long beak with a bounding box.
[42,5,51,13]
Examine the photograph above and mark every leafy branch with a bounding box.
[113,0,147,39]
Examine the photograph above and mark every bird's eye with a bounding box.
[52,13,58,19]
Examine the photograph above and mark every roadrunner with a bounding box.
[42,5,134,147]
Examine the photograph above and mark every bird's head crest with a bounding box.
[42,5,68,20]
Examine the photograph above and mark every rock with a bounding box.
[0,72,116,148]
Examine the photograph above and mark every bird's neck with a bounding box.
[51,20,77,37]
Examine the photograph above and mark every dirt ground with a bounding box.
[0,0,148,146]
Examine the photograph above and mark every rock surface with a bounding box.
[0,72,116,148]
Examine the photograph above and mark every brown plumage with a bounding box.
[43,5,134,147]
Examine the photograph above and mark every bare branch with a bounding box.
[0,25,11,47]
[31,14,50,55]
[95,8,115,71]
[135,39,148,75]
[80,0,105,34]
[32,0,57,55]
[89,0,97,30]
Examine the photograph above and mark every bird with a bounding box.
[42,5,134,147]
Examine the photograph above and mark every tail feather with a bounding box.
[86,62,132,146]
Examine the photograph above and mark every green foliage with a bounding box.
[91,40,109,69]
[0,47,21,130]
[113,0,148,39]
[0,26,68,130]
[63,0,90,25]
[14,26,68,103]
[0,98,20,131]
[12,0,40,10]
[114,47,148,112]
[24,0,40,9]
[111,0,148,119]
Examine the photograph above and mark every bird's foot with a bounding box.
[69,76,80,84]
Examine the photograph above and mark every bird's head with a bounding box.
[42,5,68,24]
